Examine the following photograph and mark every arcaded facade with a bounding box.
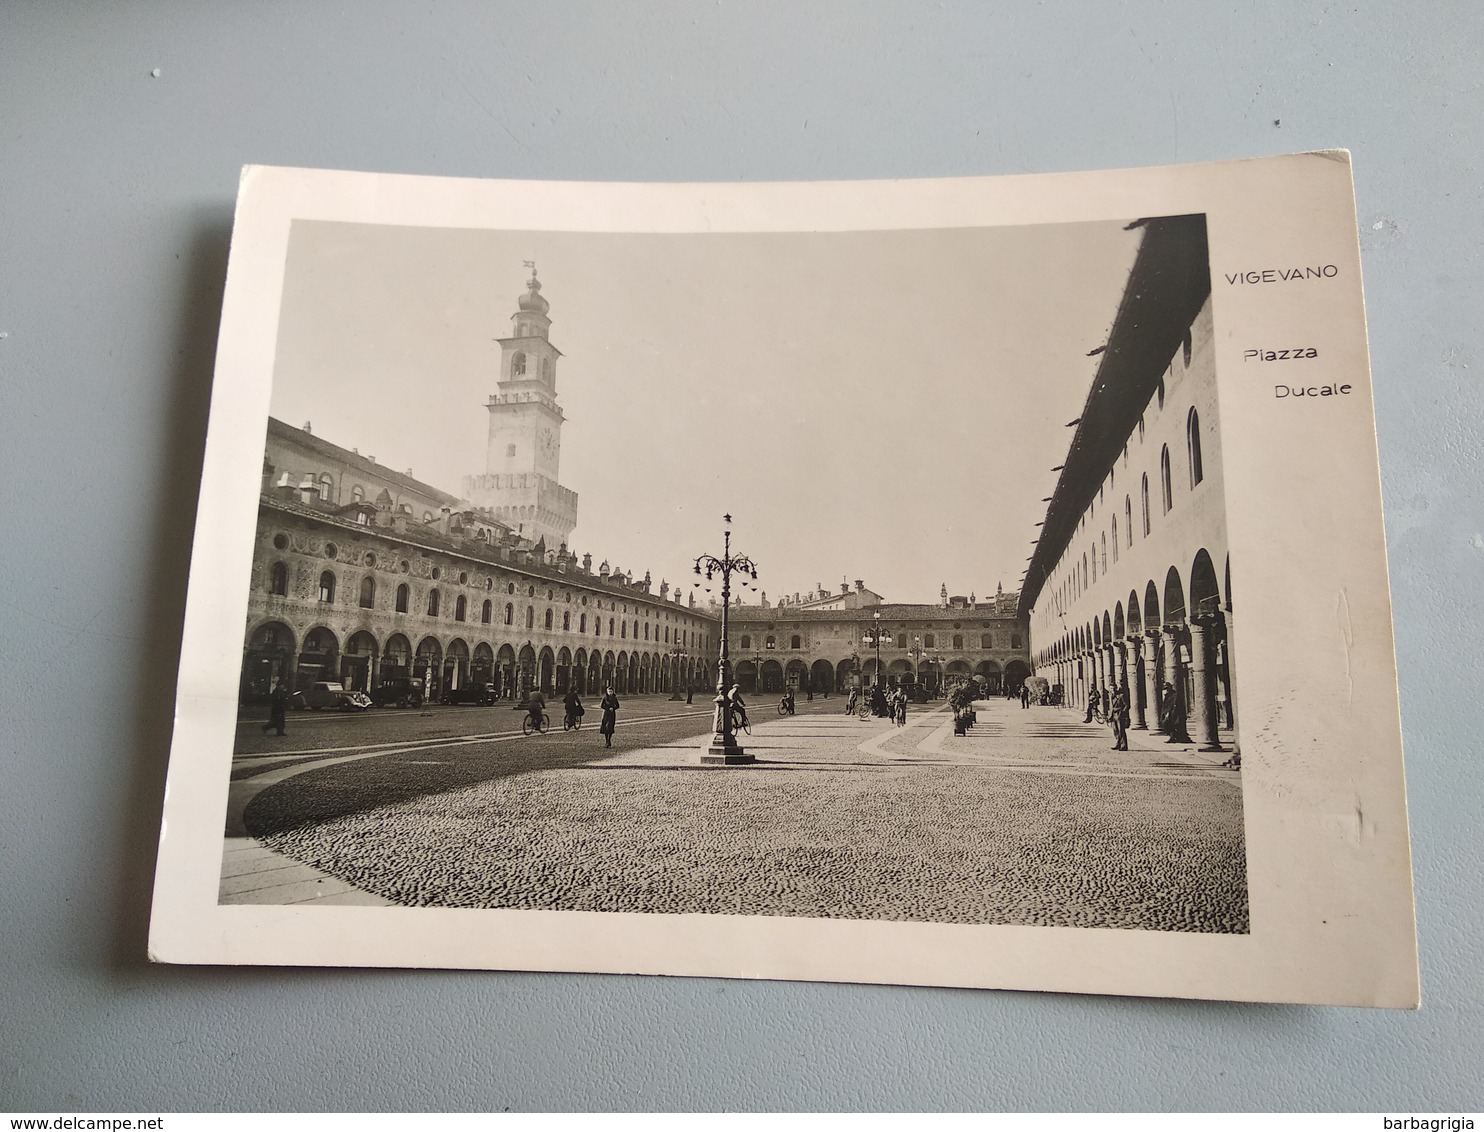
[1023,215,1235,751]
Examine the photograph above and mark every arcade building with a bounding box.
[1021,214,1236,752]
[728,581,1030,696]
[241,269,716,704]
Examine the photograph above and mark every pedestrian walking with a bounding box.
[1019,682,1030,709]
[1083,689,1097,724]
[599,686,620,747]
[895,688,908,726]
[261,678,289,736]
[1110,686,1130,750]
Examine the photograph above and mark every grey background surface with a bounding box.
[2,1,1479,1112]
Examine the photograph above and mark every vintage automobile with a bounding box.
[372,677,425,709]
[440,682,496,706]
[292,681,372,711]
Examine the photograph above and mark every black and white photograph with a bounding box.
[149,158,1416,1006]
[219,209,1247,931]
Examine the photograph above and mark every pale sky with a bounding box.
[270,218,1144,606]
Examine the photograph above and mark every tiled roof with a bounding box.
[267,417,460,505]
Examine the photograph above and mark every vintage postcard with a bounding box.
[149,154,1418,1006]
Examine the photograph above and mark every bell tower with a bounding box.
[462,265,579,546]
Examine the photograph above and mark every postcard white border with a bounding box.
[149,154,1417,1007]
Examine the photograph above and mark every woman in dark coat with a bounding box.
[599,686,620,748]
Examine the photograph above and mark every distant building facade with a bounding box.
[729,581,1029,695]
[1021,215,1235,750]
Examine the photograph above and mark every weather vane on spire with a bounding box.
[523,259,537,279]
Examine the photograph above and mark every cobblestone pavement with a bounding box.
[229,696,1248,932]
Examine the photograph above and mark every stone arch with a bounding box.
[1163,567,1187,624]
[735,659,758,693]
[810,659,835,694]
[785,659,809,690]
[1113,603,1125,639]
[343,630,378,693]
[1127,590,1142,635]
[382,632,412,679]
[242,620,297,701]
[836,658,859,690]
[538,645,556,694]
[760,659,784,693]
[297,626,340,691]
[414,635,442,698]
[1143,581,1161,629]
[1004,659,1031,691]
[472,642,495,686]
[1190,548,1221,619]
[444,638,470,692]
[975,659,1002,695]
[1101,610,1112,643]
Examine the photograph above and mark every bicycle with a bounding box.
[732,710,752,736]
[777,698,795,717]
[522,711,550,736]
[563,711,582,732]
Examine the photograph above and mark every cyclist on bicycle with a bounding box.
[845,687,859,714]
[780,688,795,715]
[563,688,584,729]
[526,689,547,732]
[727,683,749,731]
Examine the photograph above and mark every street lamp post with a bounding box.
[668,647,685,700]
[753,650,763,694]
[695,514,757,765]
[909,634,924,692]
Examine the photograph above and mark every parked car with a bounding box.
[292,681,372,711]
[372,677,425,709]
[441,682,496,706]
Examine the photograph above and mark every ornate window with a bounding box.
[579,613,587,633]
[924,633,935,648]
[427,589,440,617]
[525,606,535,629]
[896,633,907,649]
[351,484,364,503]
[981,633,992,649]
[1141,475,1151,536]
[544,609,554,630]
[1012,633,1023,649]
[1125,496,1133,546]
[563,611,570,631]
[621,621,627,638]
[740,635,751,650]
[269,561,288,596]
[1111,517,1119,563]
[791,635,801,649]
[503,603,513,625]
[396,583,409,613]
[481,599,492,624]
[318,474,333,502]
[455,595,467,622]
[511,351,527,376]
[765,635,776,649]
[359,576,375,608]
[953,634,964,650]
[318,570,335,603]
[1187,407,1204,487]
[1101,533,1108,574]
